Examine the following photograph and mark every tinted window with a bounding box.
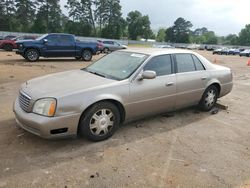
[176,54,196,73]
[144,55,172,76]
[192,55,205,70]
[46,35,59,43]
[59,35,73,43]
[104,41,113,44]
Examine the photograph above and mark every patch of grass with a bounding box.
[128,43,152,48]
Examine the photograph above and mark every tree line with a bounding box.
[156,17,250,46]
[0,0,154,40]
[1,0,250,45]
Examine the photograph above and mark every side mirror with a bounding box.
[43,39,48,43]
[139,70,156,80]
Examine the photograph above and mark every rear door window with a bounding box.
[59,35,73,43]
[192,55,205,70]
[176,54,196,73]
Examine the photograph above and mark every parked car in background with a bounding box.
[220,48,230,55]
[15,33,100,62]
[0,35,36,51]
[213,48,223,55]
[153,44,174,48]
[198,45,206,50]
[3,35,17,40]
[239,49,250,57]
[14,49,233,141]
[206,46,216,51]
[100,40,127,53]
[0,36,3,40]
[228,48,242,55]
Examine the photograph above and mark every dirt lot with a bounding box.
[0,50,250,188]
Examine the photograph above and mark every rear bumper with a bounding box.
[13,98,81,139]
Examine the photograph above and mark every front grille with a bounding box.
[19,91,31,112]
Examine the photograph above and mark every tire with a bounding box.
[82,49,92,61]
[78,102,120,141]
[25,49,39,62]
[103,47,109,54]
[3,44,13,51]
[199,85,218,111]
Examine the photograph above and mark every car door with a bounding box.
[43,34,60,57]
[174,53,208,109]
[56,35,76,57]
[127,54,176,119]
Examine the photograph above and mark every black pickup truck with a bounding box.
[16,33,102,62]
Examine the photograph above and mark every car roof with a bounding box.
[120,48,197,56]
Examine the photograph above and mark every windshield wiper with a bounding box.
[86,69,106,78]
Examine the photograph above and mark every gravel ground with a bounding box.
[0,50,249,188]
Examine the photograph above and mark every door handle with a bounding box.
[166,82,174,87]
[201,77,207,80]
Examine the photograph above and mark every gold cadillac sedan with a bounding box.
[13,49,233,141]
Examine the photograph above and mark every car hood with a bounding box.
[21,70,116,99]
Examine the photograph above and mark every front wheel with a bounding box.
[25,49,39,62]
[199,85,218,111]
[82,49,92,61]
[78,102,120,141]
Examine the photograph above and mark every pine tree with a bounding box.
[0,0,17,31]
[95,0,124,39]
[32,0,62,33]
[66,0,96,36]
[15,0,36,32]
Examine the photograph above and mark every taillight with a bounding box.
[97,42,103,49]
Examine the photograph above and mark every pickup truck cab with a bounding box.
[16,33,100,62]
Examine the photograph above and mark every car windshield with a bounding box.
[84,51,148,80]
[36,34,48,41]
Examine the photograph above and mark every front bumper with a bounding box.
[16,50,24,56]
[13,98,81,139]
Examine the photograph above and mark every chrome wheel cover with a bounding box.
[83,51,91,60]
[27,50,38,61]
[89,109,114,136]
[204,89,216,108]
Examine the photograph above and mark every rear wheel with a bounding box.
[103,47,109,53]
[82,49,92,61]
[3,44,13,51]
[25,49,39,62]
[78,102,120,141]
[199,85,218,111]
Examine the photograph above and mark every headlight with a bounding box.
[32,98,57,117]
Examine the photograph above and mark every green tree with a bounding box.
[165,17,193,43]
[96,0,125,39]
[32,0,62,33]
[94,0,110,32]
[224,34,238,45]
[65,0,96,36]
[156,28,166,42]
[204,31,217,44]
[238,24,250,46]
[15,0,37,32]
[127,10,154,40]
[0,0,17,31]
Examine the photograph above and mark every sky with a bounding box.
[60,0,250,36]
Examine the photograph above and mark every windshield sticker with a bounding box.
[131,54,146,58]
